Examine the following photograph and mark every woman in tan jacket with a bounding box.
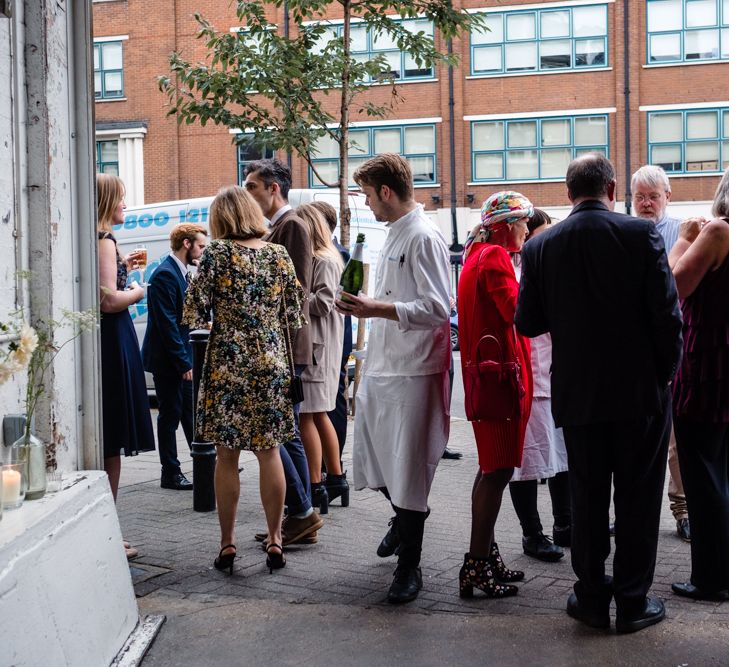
[296,204,347,514]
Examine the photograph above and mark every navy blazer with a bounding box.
[141,255,192,376]
[515,200,683,428]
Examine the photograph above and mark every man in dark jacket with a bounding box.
[244,159,323,544]
[515,154,682,634]
[142,223,207,490]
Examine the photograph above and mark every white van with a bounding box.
[114,189,387,388]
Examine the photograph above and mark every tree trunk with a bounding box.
[338,0,351,248]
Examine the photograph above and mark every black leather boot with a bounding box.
[387,566,422,603]
[311,481,329,515]
[377,516,400,557]
[324,472,349,507]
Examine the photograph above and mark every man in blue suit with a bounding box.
[142,223,208,490]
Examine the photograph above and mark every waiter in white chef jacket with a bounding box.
[335,153,452,604]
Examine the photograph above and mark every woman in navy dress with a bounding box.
[97,173,155,558]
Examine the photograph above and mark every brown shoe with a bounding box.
[255,513,324,546]
[283,513,324,545]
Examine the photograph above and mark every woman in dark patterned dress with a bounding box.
[97,173,155,559]
[668,169,729,601]
[184,185,304,575]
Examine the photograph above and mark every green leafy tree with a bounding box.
[159,0,483,246]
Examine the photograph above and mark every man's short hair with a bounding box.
[565,153,616,200]
[310,200,338,233]
[631,164,671,195]
[353,153,413,200]
[170,223,207,251]
[243,158,292,200]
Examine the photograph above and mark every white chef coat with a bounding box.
[353,205,452,511]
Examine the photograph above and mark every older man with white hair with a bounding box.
[631,164,690,544]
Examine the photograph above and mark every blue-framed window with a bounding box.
[313,19,435,82]
[236,138,275,185]
[470,4,608,76]
[309,124,437,187]
[648,108,729,174]
[471,114,609,182]
[96,140,119,175]
[94,41,124,99]
[647,0,729,63]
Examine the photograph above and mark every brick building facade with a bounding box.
[92,0,729,237]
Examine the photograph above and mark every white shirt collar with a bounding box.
[386,204,423,228]
[170,253,188,277]
[269,204,292,227]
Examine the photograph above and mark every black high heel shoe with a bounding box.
[311,481,329,514]
[266,543,286,574]
[325,472,350,507]
[214,544,236,575]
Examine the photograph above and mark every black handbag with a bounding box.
[279,268,304,405]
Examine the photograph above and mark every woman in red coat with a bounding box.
[458,191,534,599]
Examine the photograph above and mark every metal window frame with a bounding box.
[646,0,729,64]
[94,40,124,99]
[470,113,610,182]
[647,106,728,174]
[308,123,438,188]
[470,4,608,76]
[95,139,119,174]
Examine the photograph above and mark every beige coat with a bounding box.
[300,256,344,413]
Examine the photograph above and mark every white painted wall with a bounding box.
[0,472,139,666]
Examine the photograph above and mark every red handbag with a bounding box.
[462,248,525,422]
[463,330,524,421]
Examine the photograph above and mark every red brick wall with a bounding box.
[92,0,729,209]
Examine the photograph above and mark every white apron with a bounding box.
[353,372,450,512]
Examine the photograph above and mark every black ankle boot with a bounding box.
[311,482,329,515]
[387,566,422,603]
[325,472,349,507]
[459,553,518,599]
[489,542,525,582]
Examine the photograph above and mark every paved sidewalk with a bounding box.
[118,412,729,665]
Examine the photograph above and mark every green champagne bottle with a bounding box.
[339,233,365,302]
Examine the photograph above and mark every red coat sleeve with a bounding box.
[480,245,519,326]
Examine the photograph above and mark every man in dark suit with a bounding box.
[515,154,683,633]
[142,223,208,490]
[244,159,323,544]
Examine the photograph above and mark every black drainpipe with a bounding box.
[284,1,292,170]
[447,38,461,255]
[623,0,632,215]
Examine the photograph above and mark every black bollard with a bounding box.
[189,329,216,512]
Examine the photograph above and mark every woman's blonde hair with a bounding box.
[97,173,125,232]
[712,166,729,218]
[296,203,344,269]
[209,185,267,240]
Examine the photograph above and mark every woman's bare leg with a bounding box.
[300,412,323,483]
[313,412,342,476]
[253,447,286,551]
[215,446,241,553]
[470,467,514,558]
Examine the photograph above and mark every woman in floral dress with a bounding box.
[183,185,304,575]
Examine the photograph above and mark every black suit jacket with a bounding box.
[142,255,192,377]
[515,200,682,427]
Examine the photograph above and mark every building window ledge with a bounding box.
[466,67,611,80]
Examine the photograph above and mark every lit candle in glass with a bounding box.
[2,467,23,509]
